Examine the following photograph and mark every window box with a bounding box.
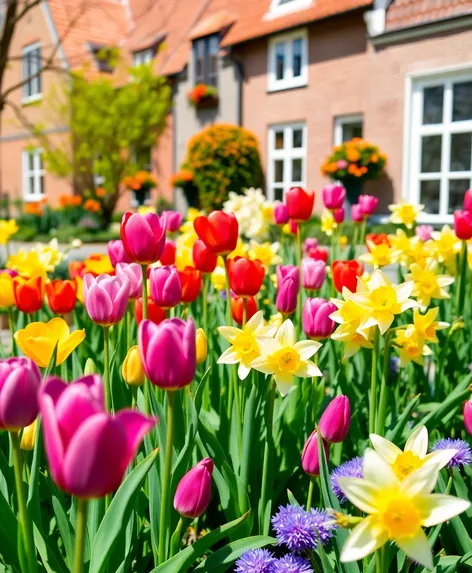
[188,84,219,109]
[268,29,308,92]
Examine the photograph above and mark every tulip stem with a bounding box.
[306,477,315,511]
[376,330,394,436]
[141,265,148,320]
[202,274,209,334]
[126,302,133,349]
[369,328,380,436]
[296,224,302,333]
[223,256,232,326]
[7,307,16,356]
[103,326,111,411]
[73,498,88,573]
[455,240,467,317]
[259,378,276,535]
[11,431,37,573]
[158,391,175,564]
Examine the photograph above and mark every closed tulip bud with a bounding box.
[227,256,265,297]
[276,277,299,316]
[351,203,364,223]
[464,189,472,211]
[318,395,351,443]
[307,246,329,263]
[301,430,329,476]
[120,212,167,264]
[302,298,336,340]
[322,183,346,210]
[116,263,142,299]
[107,240,132,267]
[454,210,472,240]
[464,400,472,436]
[194,211,239,255]
[274,203,289,225]
[13,276,43,314]
[83,274,130,326]
[162,210,183,233]
[0,358,41,431]
[232,295,258,325]
[358,194,379,216]
[192,239,218,273]
[302,259,326,292]
[333,207,345,224]
[285,187,315,222]
[178,267,202,303]
[174,458,214,518]
[0,272,16,307]
[45,279,77,314]
[84,357,98,375]
[160,240,176,266]
[276,265,299,287]
[303,237,318,253]
[21,419,37,451]
[122,346,145,386]
[196,328,207,365]
[150,266,181,309]
[332,260,364,293]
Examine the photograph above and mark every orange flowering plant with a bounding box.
[122,171,157,193]
[187,84,218,107]
[170,169,194,189]
[321,138,387,184]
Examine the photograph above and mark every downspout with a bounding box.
[226,47,244,127]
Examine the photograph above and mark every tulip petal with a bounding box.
[125,215,156,260]
[86,283,113,325]
[395,529,432,570]
[47,317,71,341]
[405,425,428,457]
[370,434,403,463]
[340,516,388,563]
[57,330,86,366]
[38,391,66,489]
[420,494,471,527]
[114,409,157,459]
[337,477,380,514]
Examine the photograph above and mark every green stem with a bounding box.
[103,326,111,411]
[11,432,37,573]
[360,219,367,247]
[455,240,467,317]
[73,498,88,573]
[202,274,208,334]
[369,329,380,436]
[259,378,276,535]
[223,256,232,326]
[306,477,315,511]
[141,264,148,320]
[158,391,176,564]
[126,302,133,350]
[296,223,303,333]
[376,330,393,436]
[7,307,16,356]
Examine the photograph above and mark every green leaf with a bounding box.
[89,449,158,573]
[386,394,421,442]
[0,488,20,571]
[421,374,472,431]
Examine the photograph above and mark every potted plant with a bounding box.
[321,138,387,205]
[122,171,157,206]
[187,84,218,109]
[170,169,199,208]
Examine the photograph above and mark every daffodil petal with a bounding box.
[294,362,322,378]
[238,363,251,380]
[340,516,388,563]
[337,477,380,514]
[369,434,403,463]
[274,371,294,396]
[217,348,240,365]
[363,448,398,488]
[245,311,264,332]
[422,449,457,471]
[405,425,428,457]
[250,356,275,375]
[395,528,432,570]
[400,464,439,497]
[294,340,321,360]
[420,494,471,527]
[218,326,242,344]
[275,319,296,347]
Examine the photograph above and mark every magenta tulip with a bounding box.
[139,318,196,390]
[0,357,41,431]
[150,266,182,309]
[358,194,378,216]
[322,183,345,210]
[302,298,336,340]
[174,458,214,518]
[318,395,351,443]
[301,430,329,477]
[0,268,18,277]
[116,263,142,299]
[454,210,472,240]
[121,212,167,264]
[276,277,299,316]
[303,238,318,253]
[83,274,130,326]
[464,400,472,436]
[333,207,345,224]
[39,375,156,497]
[107,240,132,267]
[301,260,326,292]
[464,189,472,211]
[274,203,289,226]
[276,264,299,288]
[162,210,183,233]
[351,204,364,223]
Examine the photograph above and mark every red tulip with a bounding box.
[194,211,239,255]
[135,297,166,325]
[232,296,258,325]
[307,247,328,263]
[366,233,390,250]
[160,240,176,266]
[178,267,202,303]
[13,276,43,314]
[285,187,315,222]
[464,189,472,211]
[227,257,265,297]
[192,239,218,273]
[45,279,77,314]
[454,210,472,240]
[332,260,364,293]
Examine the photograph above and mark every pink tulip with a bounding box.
[107,240,132,267]
[39,375,156,497]
[0,268,18,277]
[464,189,472,211]
[274,203,289,225]
[83,274,130,326]
[0,358,41,431]
[333,207,345,224]
[162,210,183,233]
[301,430,329,477]
[276,277,299,316]
[415,225,434,242]
[302,298,336,340]
[174,458,214,518]
[121,212,167,264]
[454,210,472,240]
[276,265,299,288]
[116,263,142,299]
[301,260,326,292]
[358,194,378,216]
[318,395,351,443]
[139,318,196,390]
[150,266,181,309]
[351,204,364,223]
[303,238,318,253]
[464,400,472,436]
[322,183,346,210]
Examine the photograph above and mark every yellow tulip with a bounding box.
[21,420,37,451]
[14,317,85,368]
[0,273,15,307]
[196,328,207,365]
[122,346,145,386]
[0,219,19,245]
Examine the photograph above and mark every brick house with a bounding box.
[1,0,472,224]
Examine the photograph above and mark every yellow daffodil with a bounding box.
[14,317,85,368]
[227,238,248,260]
[185,207,201,223]
[339,449,469,568]
[330,296,374,358]
[196,328,208,365]
[406,259,454,308]
[269,313,284,329]
[359,240,399,268]
[394,329,432,366]
[388,202,424,229]
[251,319,321,395]
[0,219,19,245]
[321,209,337,237]
[7,249,48,280]
[340,235,348,249]
[248,240,282,268]
[409,307,449,343]
[211,266,226,291]
[138,206,155,215]
[84,254,114,276]
[122,346,145,386]
[347,269,418,336]
[0,272,15,307]
[218,311,276,380]
[430,225,461,268]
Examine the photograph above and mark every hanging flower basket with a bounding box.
[188,84,219,109]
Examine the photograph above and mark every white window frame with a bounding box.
[22,149,45,202]
[132,48,154,67]
[334,114,364,145]
[405,65,472,224]
[267,122,307,202]
[268,0,313,18]
[22,41,42,104]
[268,29,308,92]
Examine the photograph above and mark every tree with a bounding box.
[32,62,172,225]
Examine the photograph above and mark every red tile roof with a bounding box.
[385,0,472,31]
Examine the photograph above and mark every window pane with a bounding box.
[292,158,302,182]
[39,174,44,196]
[292,128,303,148]
[452,81,472,122]
[274,160,284,183]
[421,135,442,173]
[27,175,34,196]
[420,180,440,214]
[448,179,470,214]
[275,130,284,150]
[28,153,34,171]
[274,187,283,202]
[422,86,444,124]
[292,38,302,78]
[275,42,285,81]
[450,132,472,171]
[342,122,363,142]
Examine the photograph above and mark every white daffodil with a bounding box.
[217,311,276,380]
[251,319,322,396]
[339,449,470,569]
[370,426,457,480]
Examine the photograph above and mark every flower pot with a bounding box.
[196,95,218,110]
[343,179,364,206]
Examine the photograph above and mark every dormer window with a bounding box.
[133,48,155,67]
[268,0,313,17]
[89,43,116,73]
[194,35,219,87]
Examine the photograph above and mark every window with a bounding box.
[22,149,44,201]
[89,44,115,73]
[334,114,364,145]
[268,123,306,201]
[22,42,42,102]
[408,72,472,221]
[133,48,154,67]
[194,35,219,86]
[268,30,308,92]
[268,0,313,17]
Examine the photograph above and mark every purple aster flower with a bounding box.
[271,505,335,551]
[432,438,471,468]
[235,549,276,573]
[273,554,313,573]
[331,457,363,503]
[390,356,401,374]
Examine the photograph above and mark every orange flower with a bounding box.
[45,279,77,314]
[95,187,106,197]
[70,195,82,206]
[346,149,360,162]
[24,202,42,216]
[13,276,43,314]
[84,199,101,213]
